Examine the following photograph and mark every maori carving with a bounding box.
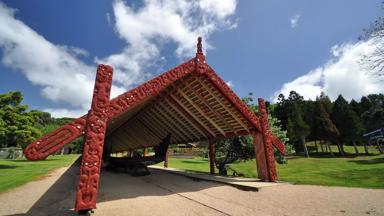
[200,64,285,155]
[24,116,87,160]
[24,58,197,161]
[75,64,113,211]
[258,98,278,182]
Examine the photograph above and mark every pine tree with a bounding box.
[287,103,310,157]
[313,100,340,155]
[332,95,364,155]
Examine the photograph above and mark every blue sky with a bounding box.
[0,0,383,117]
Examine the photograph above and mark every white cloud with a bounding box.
[273,38,384,102]
[290,14,300,28]
[226,80,234,87]
[0,0,237,117]
[97,0,237,88]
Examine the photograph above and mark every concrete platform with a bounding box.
[149,166,288,191]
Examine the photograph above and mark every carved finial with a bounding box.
[197,36,203,54]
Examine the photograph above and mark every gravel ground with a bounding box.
[0,162,383,216]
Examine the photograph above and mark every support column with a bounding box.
[256,98,278,182]
[75,65,113,212]
[209,138,215,174]
[252,131,269,181]
[164,149,169,168]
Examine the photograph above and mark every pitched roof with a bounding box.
[25,38,284,160]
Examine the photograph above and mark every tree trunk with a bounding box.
[301,136,309,157]
[327,143,334,156]
[352,141,359,155]
[337,143,345,156]
[363,142,369,155]
[320,140,324,152]
[314,140,318,153]
[376,140,383,154]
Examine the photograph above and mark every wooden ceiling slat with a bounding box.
[139,114,168,139]
[152,105,193,141]
[196,78,250,133]
[130,119,160,146]
[168,94,215,137]
[178,84,225,136]
[157,102,198,140]
[164,98,208,139]
[147,108,184,142]
[120,127,148,148]
[136,117,165,140]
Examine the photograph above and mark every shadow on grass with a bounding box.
[0,164,19,169]
[9,158,60,163]
[178,160,208,164]
[348,157,384,165]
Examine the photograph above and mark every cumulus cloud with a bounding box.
[273,38,384,102]
[0,0,237,117]
[97,0,237,88]
[290,14,300,28]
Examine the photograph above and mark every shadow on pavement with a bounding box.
[5,158,229,215]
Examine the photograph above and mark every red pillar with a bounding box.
[75,65,113,212]
[257,98,278,182]
[252,131,270,181]
[209,138,215,174]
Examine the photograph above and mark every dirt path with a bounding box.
[1,163,383,216]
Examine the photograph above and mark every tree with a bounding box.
[287,103,310,157]
[214,93,289,175]
[0,91,42,148]
[313,100,340,155]
[359,3,384,82]
[332,95,364,155]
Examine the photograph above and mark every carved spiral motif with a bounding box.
[75,65,113,211]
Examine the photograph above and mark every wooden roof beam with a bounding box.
[157,102,198,141]
[177,89,226,136]
[195,78,250,133]
[146,108,185,142]
[184,80,235,134]
[164,98,208,140]
[152,105,193,141]
[168,94,215,138]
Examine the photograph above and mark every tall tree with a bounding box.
[313,100,340,155]
[287,103,310,157]
[0,91,42,148]
[332,95,364,155]
[359,2,384,82]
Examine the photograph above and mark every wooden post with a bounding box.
[252,131,269,181]
[209,138,215,174]
[75,65,113,212]
[257,98,278,182]
[164,149,169,168]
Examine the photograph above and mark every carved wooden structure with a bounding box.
[24,37,285,212]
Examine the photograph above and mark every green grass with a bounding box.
[163,153,384,189]
[157,157,217,173]
[0,154,79,193]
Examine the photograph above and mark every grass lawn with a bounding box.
[0,154,79,193]
[163,153,384,189]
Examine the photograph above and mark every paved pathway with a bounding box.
[1,162,383,216]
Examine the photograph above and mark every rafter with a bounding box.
[168,94,215,137]
[195,78,250,132]
[147,107,184,141]
[157,102,197,140]
[184,80,235,134]
[164,98,207,139]
[177,88,226,136]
